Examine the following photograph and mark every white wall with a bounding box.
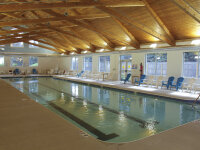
[62,46,200,81]
[1,46,200,81]
[0,55,62,74]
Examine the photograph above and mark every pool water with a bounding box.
[3,77,200,143]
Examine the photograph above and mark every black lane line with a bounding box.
[20,82,118,141]
[49,102,119,141]
[37,82,159,127]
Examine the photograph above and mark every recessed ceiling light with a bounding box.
[119,46,126,50]
[99,49,104,52]
[191,40,200,45]
[150,43,157,49]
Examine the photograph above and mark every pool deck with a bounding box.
[53,75,200,102]
[1,78,200,150]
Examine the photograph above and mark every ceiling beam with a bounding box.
[43,9,115,50]
[143,0,175,44]
[31,38,71,53]
[171,0,200,24]
[0,1,145,13]
[0,14,110,27]
[111,17,140,48]
[96,6,175,46]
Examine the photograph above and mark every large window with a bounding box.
[29,40,39,48]
[71,57,78,71]
[183,52,200,78]
[11,56,23,67]
[99,56,110,72]
[10,42,24,48]
[29,56,38,67]
[84,56,92,71]
[146,53,167,76]
[0,56,4,66]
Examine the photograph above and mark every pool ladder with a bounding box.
[192,94,200,107]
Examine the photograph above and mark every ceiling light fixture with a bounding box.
[150,43,157,49]
[120,46,126,50]
[99,49,104,52]
[191,40,200,46]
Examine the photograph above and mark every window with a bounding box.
[10,42,24,48]
[29,40,39,48]
[11,56,23,67]
[99,56,110,72]
[83,56,92,71]
[71,57,78,71]
[183,52,199,78]
[0,56,4,66]
[146,53,167,76]
[29,56,38,67]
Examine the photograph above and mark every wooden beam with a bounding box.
[31,38,71,52]
[96,6,175,46]
[0,1,145,13]
[0,14,110,27]
[171,0,200,23]
[43,10,115,50]
[111,17,140,48]
[143,0,175,45]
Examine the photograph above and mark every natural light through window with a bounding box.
[0,56,4,66]
[29,56,38,67]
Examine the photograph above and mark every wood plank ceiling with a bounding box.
[0,0,200,54]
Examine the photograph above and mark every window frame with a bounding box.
[145,53,167,76]
[99,56,110,73]
[182,51,200,78]
[71,57,78,71]
[29,56,38,67]
[10,56,23,67]
[0,55,4,67]
[83,56,92,71]
[10,42,24,48]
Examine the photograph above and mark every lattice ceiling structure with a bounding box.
[0,0,199,54]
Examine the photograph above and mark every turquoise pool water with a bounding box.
[3,77,200,143]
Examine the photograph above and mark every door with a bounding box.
[120,55,132,80]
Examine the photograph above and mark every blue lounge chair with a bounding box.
[32,68,38,74]
[13,68,20,75]
[170,77,184,91]
[77,70,84,78]
[123,73,131,84]
[134,75,146,86]
[161,76,175,89]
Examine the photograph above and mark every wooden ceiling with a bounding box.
[0,0,200,54]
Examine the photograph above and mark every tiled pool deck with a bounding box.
[1,77,200,150]
[53,75,200,102]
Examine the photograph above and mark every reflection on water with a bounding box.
[4,77,200,143]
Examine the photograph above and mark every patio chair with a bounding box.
[170,77,184,91]
[32,68,38,74]
[13,68,20,75]
[77,70,84,78]
[123,73,131,84]
[161,76,175,89]
[182,78,196,92]
[134,75,146,86]
[142,75,154,86]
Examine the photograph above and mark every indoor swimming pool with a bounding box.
[3,77,200,143]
